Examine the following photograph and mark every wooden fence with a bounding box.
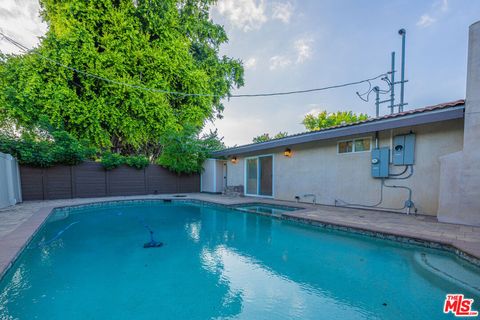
[20,161,200,201]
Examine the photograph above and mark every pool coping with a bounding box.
[1,196,479,281]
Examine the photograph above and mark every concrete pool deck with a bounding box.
[1,193,480,278]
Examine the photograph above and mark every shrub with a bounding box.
[100,152,125,170]
[0,129,95,167]
[125,155,150,170]
[51,131,97,165]
[157,128,224,174]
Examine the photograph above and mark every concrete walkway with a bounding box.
[1,193,480,278]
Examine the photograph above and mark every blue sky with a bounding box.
[1,0,479,146]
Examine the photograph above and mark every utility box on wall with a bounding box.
[371,147,390,178]
[393,133,415,165]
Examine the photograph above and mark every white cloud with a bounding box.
[203,114,264,146]
[269,55,292,70]
[215,0,267,32]
[244,57,257,69]
[272,2,294,24]
[268,36,314,70]
[294,37,314,63]
[416,14,436,28]
[439,0,449,12]
[0,0,47,54]
[304,104,323,117]
[416,0,449,29]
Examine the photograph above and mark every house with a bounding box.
[202,21,480,227]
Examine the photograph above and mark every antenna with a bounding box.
[398,28,407,112]
[389,51,395,114]
[357,28,408,116]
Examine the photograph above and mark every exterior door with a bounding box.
[259,156,273,196]
[245,155,273,197]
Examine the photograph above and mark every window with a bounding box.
[338,141,353,153]
[338,137,371,154]
[354,138,371,152]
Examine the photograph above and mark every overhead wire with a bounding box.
[0,31,388,99]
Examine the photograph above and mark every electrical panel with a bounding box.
[371,147,390,178]
[393,133,415,165]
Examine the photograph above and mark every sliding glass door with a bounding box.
[245,155,273,197]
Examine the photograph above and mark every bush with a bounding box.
[0,129,95,167]
[51,131,97,165]
[125,155,150,170]
[100,153,151,170]
[157,128,224,174]
[100,152,125,170]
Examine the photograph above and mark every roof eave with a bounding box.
[212,105,465,157]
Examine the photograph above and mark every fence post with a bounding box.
[105,168,110,196]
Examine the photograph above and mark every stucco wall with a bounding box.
[0,152,22,209]
[201,159,227,193]
[225,119,464,216]
[438,20,480,226]
[201,159,216,193]
[227,157,245,187]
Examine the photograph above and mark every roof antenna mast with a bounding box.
[357,28,408,116]
[398,28,407,112]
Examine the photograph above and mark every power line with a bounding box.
[0,31,387,98]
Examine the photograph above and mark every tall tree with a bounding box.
[302,111,368,131]
[0,0,243,162]
[252,131,288,143]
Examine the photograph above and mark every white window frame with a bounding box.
[337,137,372,154]
[244,154,275,198]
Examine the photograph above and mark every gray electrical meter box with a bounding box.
[371,147,390,178]
[393,133,415,165]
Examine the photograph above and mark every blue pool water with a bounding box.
[234,203,299,215]
[0,201,479,319]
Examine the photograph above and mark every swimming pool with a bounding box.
[0,200,478,319]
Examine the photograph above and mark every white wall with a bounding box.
[225,120,464,216]
[201,159,226,193]
[0,152,22,209]
[201,159,215,193]
[438,20,480,226]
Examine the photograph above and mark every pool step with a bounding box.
[414,252,480,295]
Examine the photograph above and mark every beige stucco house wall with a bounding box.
[201,159,226,193]
[437,21,480,226]
[209,20,480,225]
[0,152,22,209]
[224,119,463,216]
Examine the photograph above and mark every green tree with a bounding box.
[252,131,288,143]
[157,127,225,174]
[0,125,96,167]
[0,0,243,172]
[302,111,368,131]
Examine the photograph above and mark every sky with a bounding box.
[1,0,479,146]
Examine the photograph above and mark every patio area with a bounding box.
[1,193,480,279]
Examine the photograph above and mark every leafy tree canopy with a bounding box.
[302,111,368,131]
[0,0,243,172]
[252,131,288,143]
[0,117,96,167]
[157,128,225,174]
